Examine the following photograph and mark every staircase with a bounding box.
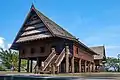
[41,48,67,74]
[42,48,56,71]
[54,48,65,67]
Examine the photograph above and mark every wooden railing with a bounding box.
[42,48,56,71]
[55,48,65,67]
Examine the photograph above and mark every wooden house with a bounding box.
[10,5,105,74]
[90,46,106,72]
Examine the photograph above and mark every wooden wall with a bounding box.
[73,44,94,62]
[19,37,73,59]
[94,59,103,66]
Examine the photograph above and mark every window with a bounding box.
[31,48,35,54]
[22,49,25,54]
[40,47,45,53]
[51,45,56,52]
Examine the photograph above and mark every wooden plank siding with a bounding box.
[19,38,73,59]
[73,44,94,62]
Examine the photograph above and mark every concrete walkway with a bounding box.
[1,71,120,79]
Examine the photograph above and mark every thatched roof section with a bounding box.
[10,5,97,55]
[90,46,106,60]
[10,5,77,49]
[35,8,77,40]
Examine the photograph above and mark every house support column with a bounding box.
[90,62,93,72]
[65,46,69,73]
[35,57,39,74]
[84,60,87,72]
[95,65,97,72]
[30,60,33,73]
[59,64,61,73]
[52,65,55,74]
[71,56,74,73]
[27,58,30,72]
[18,58,21,72]
[92,63,95,72]
[88,62,90,72]
[57,66,59,73]
[79,59,81,73]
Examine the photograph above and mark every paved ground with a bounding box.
[0,71,120,79]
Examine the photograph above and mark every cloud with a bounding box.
[7,44,12,48]
[0,37,11,49]
[0,37,5,49]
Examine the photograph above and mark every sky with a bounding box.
[0,0,120,57]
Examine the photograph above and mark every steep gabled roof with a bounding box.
[35,8,77,40]
[10,5,77,50]
[10,5,97,55]
[90,46,106,60]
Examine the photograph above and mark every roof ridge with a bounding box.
[35,8,76,39]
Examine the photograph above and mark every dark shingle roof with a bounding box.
[34,7,77,40]
[10,5,97,55]
[10,5,77,49]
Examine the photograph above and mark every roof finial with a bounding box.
[31,2,35,10]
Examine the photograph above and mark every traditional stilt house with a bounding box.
[90,46,106,72]
[10,5,103,74]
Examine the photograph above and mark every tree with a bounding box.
[0,48,18,70]
[117,53,120,72]
[0,48,27,71]
[105,57,119,72]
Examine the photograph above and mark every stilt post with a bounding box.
[92,62,95,72]
[88,62,90,72]
[27,58,30,72]
[18,58,21,72]
[30,59,33,73]
[71,56,74,73]
[84,60,87,72]
[65,46,69,73]
[79,59,81,73]
[57,66,59,74]
[52,64,55,74]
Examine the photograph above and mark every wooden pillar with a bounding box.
[79,59,81,73]
[95,65,97,72]
[27,58,29,72]
[36,57,39,73]
[30,60,33,73]
[18,58,21,72]
[84,61,87,72]
[65,46,69,73]
[71,56,74,73]
[59,64,61,73]
[57,66,59,73]
[88,62,90,72]
[92,63,95,72]
[90,62,92,72]
[52,64,55,74]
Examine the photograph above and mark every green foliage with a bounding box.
[0,48,26,71]
[0,48,18,70]
[105,57,120,72]
[0,65,6,71]
[21,59,27,70]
